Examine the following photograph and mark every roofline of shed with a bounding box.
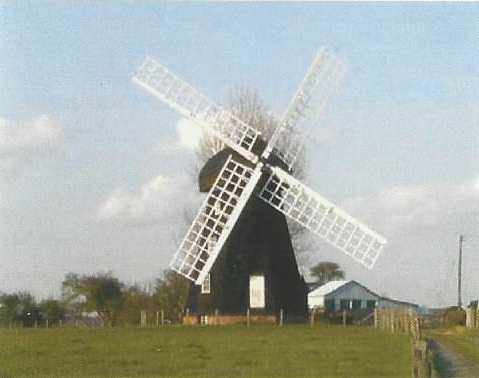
[318,280,420,308]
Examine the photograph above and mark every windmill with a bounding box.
[132,47,387,320]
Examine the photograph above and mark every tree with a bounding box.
[0,291,40,326]
[118,283,157,326]
[310,262,345,283]
[0,292,21,323]
[39,299,66,322]
[60,271,124,323]
[193,87,311,267]
[154,269,190,321]
[197,87,277,162]
[61,272,86,316]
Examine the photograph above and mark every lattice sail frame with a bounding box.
[258,167,387,269]
[170,155,263,284]
[133,57,260,164]
[263,47,347,171]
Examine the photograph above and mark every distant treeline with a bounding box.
[0,270,189,326]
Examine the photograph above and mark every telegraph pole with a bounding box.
[458,235,464,307]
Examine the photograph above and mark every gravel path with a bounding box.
[429,339,479,378]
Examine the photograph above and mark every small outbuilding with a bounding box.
[308,280,418,313]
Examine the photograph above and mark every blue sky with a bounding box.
[1,2,478,307]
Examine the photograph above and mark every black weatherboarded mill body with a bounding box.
[186,142,308,321]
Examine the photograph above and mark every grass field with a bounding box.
[0,324,412,378]
[427,327,479,369]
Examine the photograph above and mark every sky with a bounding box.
[1,2,478,307]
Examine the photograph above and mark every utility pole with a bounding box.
[458,235,464,307]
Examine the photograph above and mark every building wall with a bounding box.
[308,296,324,309]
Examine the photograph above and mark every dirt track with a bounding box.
[429,339,479,378]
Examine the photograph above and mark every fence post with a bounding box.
[46,319,49,328]
[59,319,63,328]
[409,312,413,334]
[156,311,159,327]
[342,310,347,327]
[310,309,315,328]
[215,308,219,325]
[246,308,250,327]
[140,310,147,328]
[161,310,164,326]
[279,309,283,327]
[466,307,475,328]
[412,339,431,378]
[374,308,378,328]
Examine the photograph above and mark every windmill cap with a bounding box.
[199,138,288,192]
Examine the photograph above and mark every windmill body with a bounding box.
[187,146,308,319]
[132,47,388,322]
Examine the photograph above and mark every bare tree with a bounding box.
[196,87,277,164]
[191,87,313,269]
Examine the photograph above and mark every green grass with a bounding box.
[427,326,479,369]
[0,324,412,378]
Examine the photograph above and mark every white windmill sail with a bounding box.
[133,57,260,164]
[262,47,347,171]
[257,47,386,268]
[170,155,263,284]
[258,166,386,269]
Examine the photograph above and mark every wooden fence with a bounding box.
[375,309,431,378]
[375,309,421,338]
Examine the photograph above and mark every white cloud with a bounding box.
[152,118,203,155]
[0,114,64,156]
[151,139,182,155]
[0,115,64,172]
[311,126,355,146]
[177,118,202,150]
[325,180,479,307]
[474,176,479,192]
[97,174,201,223]
[341,180,479,236]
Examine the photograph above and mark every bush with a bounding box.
[443,307,466,326]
